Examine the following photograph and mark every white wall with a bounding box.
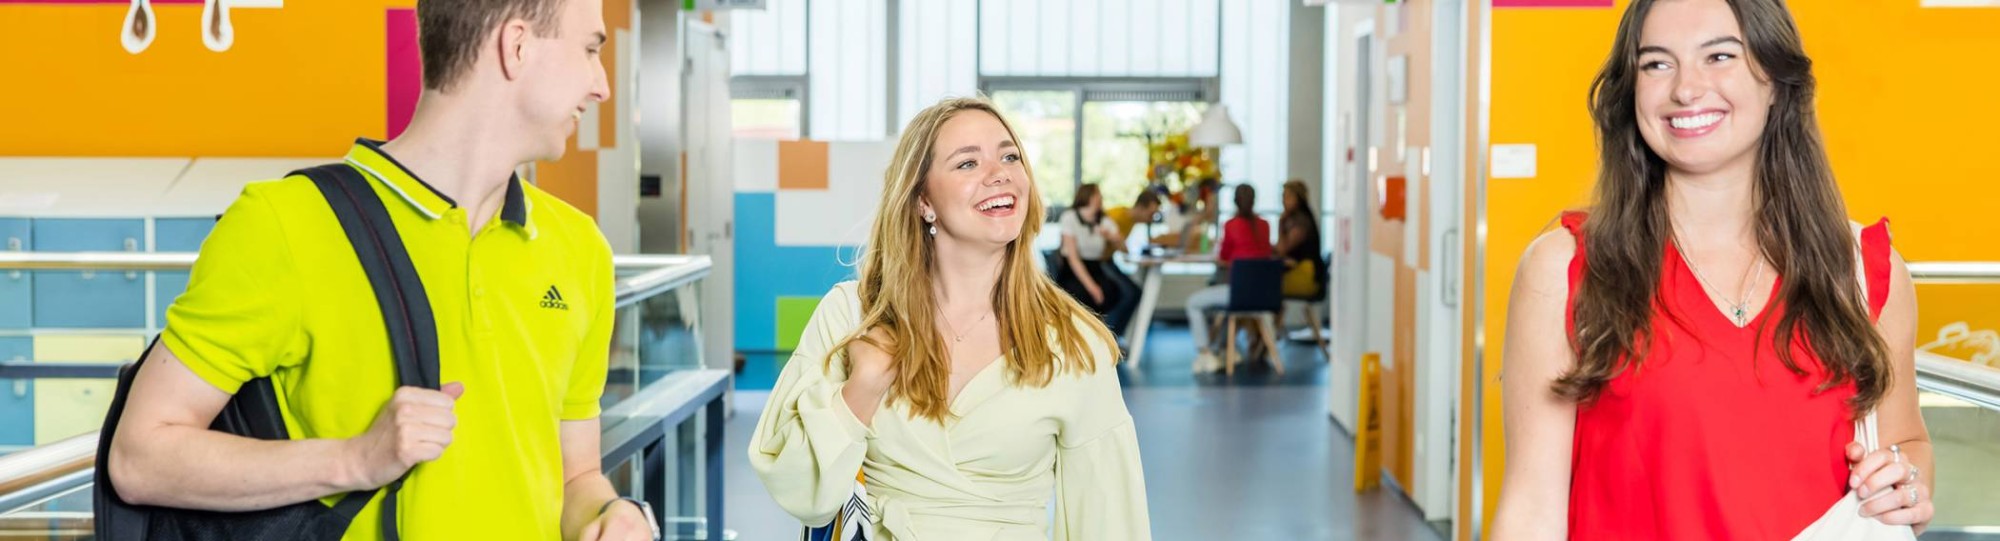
[730,0,807,76]
[897,0,980,130]
[1219,0,1290,212]
[977,0,1221,78]
[1289,2,1327,212]
[807,0,890,140]
[728,0,889,140]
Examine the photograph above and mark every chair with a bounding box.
[1220,258,1285,375]
[1283,253,1332,362]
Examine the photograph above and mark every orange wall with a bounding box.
[1479,2,2000,537]
[1369,0,1438,496]
[0,1,631,220]
[0,1,414,157]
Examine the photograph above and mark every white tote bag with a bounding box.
[1791,412,1918,541]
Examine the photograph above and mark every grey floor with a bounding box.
[721,323,1445,541]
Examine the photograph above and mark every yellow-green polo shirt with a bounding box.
[162,138,615,540]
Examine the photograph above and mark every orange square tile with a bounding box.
[777,140,830,191]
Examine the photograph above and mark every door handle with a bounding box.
[1440,228,1460,308]
[6,237,19,280]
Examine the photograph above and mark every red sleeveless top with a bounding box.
[1561,212,1894,540]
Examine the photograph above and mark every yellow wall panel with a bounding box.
[32,334,146,444]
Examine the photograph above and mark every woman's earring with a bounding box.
[924,213,937,236]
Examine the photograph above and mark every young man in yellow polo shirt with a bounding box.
[1104,189,1162,241]
[104,1,653,540]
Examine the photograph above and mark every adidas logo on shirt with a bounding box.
[540,286,569,311]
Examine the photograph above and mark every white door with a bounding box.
[1329,24,1375,431]
[1414,0,1468,523]
[683,22,734,373]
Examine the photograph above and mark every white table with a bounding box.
[1121,253,1216,369]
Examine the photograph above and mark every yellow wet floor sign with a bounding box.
[1354,352,1382,492]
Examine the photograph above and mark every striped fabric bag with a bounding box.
[800,470,875,541]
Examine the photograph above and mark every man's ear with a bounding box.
[496,19,532,81]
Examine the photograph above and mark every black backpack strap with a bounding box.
[295,163,441,541]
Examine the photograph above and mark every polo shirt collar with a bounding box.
[344,138,532,232]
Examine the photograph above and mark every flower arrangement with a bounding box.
[1146,132,1221,208]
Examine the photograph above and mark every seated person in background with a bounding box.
[1154,179,1222,253]
[1056,184,1135,333]
[1105,189,1163,241]
[1183,184,1272,373]
[1276,179,1328,299]
[1097,190,1162,336]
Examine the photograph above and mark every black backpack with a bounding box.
[94,164,441,541]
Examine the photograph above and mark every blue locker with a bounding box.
[0,219,29,329]
[0,337,32,447]
[32,219,146,329]
[154,218,217,327]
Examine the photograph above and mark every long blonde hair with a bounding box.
[826,97,1117,422]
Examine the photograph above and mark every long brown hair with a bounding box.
[1070,183,1104,226]
[1558,0,1890,416]
[827,97,1116,422]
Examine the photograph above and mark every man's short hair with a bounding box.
[1134,190,1161,209]
[418,0,567,92]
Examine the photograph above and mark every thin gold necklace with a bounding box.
[939,309,990,343]
[1671,229,1764,327]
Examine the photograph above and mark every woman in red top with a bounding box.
[1185,184,1272,372]
[1491,0,1936,539]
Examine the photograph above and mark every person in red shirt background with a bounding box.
[1184,184,1271,373]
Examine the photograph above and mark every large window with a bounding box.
[988,90,1077,208]
[988,79,1213,213]
[730,99,803,140]
[1081,101,1205,210]
[730,77,807,140]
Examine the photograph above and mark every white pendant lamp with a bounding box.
[1188,104,1243,147]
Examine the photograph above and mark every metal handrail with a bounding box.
[0,252,707,276]
[0,254,709,379]
[611,255,711,309]
[1916,351,2000,412]
[0,435,95,509]
[1908,262,2000,284]
[0,371,730,536]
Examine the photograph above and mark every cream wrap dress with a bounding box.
[750,282,1151,540]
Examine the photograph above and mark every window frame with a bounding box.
[979,77,1219,217]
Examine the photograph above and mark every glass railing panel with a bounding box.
[0,254,723,540]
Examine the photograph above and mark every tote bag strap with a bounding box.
[1854,411,1880,453]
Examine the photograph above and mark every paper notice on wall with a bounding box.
[1490,144,1537,179]
[1920,0,2000,7]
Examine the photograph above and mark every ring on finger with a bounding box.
[1907,485,1920,507]
[1889,444,1903,465]
[1907,466,1920,485]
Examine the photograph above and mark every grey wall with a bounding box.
[637,0,684,254]
[1288,2,1328,209]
